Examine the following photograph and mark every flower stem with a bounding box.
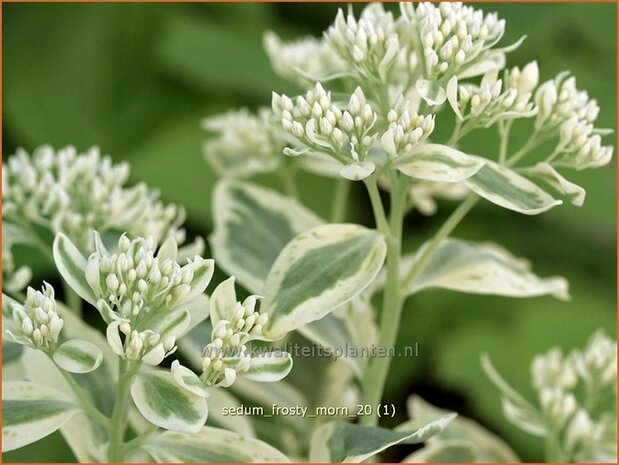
[364,177,390,235]
[360,172,408,426]
[279,162,299,199]
[400,194,479,292]
[331,179,350,223]
[108,359,138,461]
[57,365,111,431]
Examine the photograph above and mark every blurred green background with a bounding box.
[3,2,616,462]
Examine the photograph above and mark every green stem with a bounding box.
[108,359,138,462]
[331,179,350,223]
[63,280,82,316]
[119,425,158,456]
[360,172,408,426]
[363,177,390,235]
[57,364,112,431]
[506,131,542,167]
[498,121,513,165]
[279,162,299,199]
[400,194,479,292]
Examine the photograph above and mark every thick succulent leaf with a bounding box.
[21,333,113,461]
[230,377,308,434]
[142,427,290,462]
[184,258,215,302]
[404,238,569,300]
[209,179,322,294]
[395,144,484,182]
[520,162,586,207]
[244,352,293,382]
[466,159,562,214]
[403,396,520,462]
[53,233,97,306]
[309,416,455,462]
[182,293,210,333]
[206,388,255,437]
[2,381,80,452]
[262,224,387,339]
[53,339,103,374]
[297,313,364,378]
[209,276,238,327]
[131,369,208,434]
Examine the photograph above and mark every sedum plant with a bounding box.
[2,2,615,463]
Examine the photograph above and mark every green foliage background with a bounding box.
[3,2,616,462]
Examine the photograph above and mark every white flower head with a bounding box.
[401,2,507,81]
[5,283,64,351]
[203,108,283,178]
[325,4,400,83]
[171,278,291,394]
[273,84,378,180]
[2,145,185,251]
[264,31,346,85]
[82,233,214,365]
[539,387,577,427]
[571,331,617,388]
[531,347,578,391]
[381,97,435,158]
[456,64,537,127]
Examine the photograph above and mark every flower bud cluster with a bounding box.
[95,234,213,365]
[535,74,600,130]
[6,283,64,351]
[457,62,538,126]
[203,108,284,178]
[272,84,378,180]
[381,98,435,158]
[533,74,612,170]
[401,2,505,80]
[2,146,185,251]
[552,117,613,170]
[110,319,178,364]
[264,31,345,86]
[326,5,400,82]
[201,296,269,387]
[91,235,203,318]
[528,332,616,460]
[128,196,187,246]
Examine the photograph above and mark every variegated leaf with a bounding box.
[466,159,562,214]
[309,415,455,462]
[53,339,103,374]
[404,238,569,300]
[131,369,208,434]
[262,224,387,339]
[402,396,520,462]
[142,427,290,462]
[520,162,586,207]
[394,144,485,182]
[205,388,255,437]
[206,180,364,372]
[2,381,80,452]
[244,352,293,382]
[53,233,96,306]
[209,179,322,293]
